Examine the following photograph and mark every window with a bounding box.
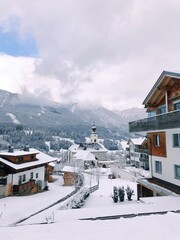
[18,175,22,184]
[36,173,38,178]
[23,174,26,182]
[0,177,7,185]
[148,110,156,118]
[154,135,160,146]
[30,172,33,179]
[155,161,162,173]
[174,165,180,179]
[173,100,180,111]
[158,104,166,114]
[173,134,180,147]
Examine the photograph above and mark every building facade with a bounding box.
[127,137,149,170]
[129,71,180,197]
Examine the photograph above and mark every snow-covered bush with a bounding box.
[126,185,134,201]
[112,185,134,202]
[59,187,90,210]
[118,186,125,202]
[112,186,118,203]
[45,212,55,224]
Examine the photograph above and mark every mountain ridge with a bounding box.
[0,89,146,140]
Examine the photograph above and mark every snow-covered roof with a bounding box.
[0,148,56,170]
[74,151,96,161]
[68,144,79,152]
[61,166,79,173]
[48,162,56,167]
[69,142,108,153]
[129,137,146,146]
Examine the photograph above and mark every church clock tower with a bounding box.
[90,123,98,143]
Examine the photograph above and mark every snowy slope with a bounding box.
[0,170,180,240]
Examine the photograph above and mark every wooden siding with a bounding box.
[147,82,180,112]
[63,172,76,186]
[147,132,167,157]
[0,154,37,164]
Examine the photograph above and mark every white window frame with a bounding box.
[174,165,180,179]
[154,134,160,147]
[173,133,180,147]
[155,161,162,174]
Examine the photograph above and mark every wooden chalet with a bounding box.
[0,146,56,197]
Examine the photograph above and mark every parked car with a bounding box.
[108,173,116,179]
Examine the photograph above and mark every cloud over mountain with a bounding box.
[0,0,180,110]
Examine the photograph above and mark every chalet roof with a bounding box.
[143,71,180,108]
[0,148,56,170]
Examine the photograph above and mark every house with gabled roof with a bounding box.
[73,150,97,169]
[0,146,56,197]
[129,71,180,197]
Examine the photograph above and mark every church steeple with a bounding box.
[90,123,98,143]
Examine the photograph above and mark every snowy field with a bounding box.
[0,168,180,240]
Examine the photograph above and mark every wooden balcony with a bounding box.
[129,110,180,132]
[12,180,36,195]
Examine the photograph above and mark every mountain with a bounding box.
[0,89,146,149]
[0,89,18,108]
[114,107,147,123]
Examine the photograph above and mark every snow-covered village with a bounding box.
[0,1,180,240]
[0,70,179,239]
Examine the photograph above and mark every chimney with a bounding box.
[24,145,30,152]
[8,146,14,153]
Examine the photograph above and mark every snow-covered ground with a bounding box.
[0,168,180,240]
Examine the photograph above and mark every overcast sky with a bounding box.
[0,0,180,110]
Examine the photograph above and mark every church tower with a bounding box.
[90,123,98,143]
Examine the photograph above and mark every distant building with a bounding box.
[129,71,180,197]
[61,166,79,186]
[68,124,108,169]
[127,137,149,170]
[0,135,11,149]
[0,146,56,197]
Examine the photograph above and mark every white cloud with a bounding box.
[0,0,180,109]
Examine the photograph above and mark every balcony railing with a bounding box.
[129,110,180,132]
[134,148,148,154]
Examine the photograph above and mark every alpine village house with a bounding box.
[0,146,56,197]
[129,71,180,197]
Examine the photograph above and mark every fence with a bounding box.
[111,165,139,182]
[89,184,99,193]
